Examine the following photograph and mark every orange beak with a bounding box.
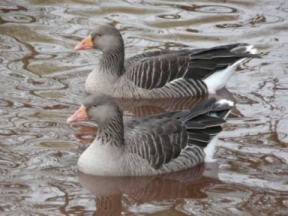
[74,35,94,51]
[67,105,89,123]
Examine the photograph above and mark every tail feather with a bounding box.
[185,117,226,129]
[190,43,260,59]
[184,98,233,151]
[231,43,259,57]
[203,43,259,93]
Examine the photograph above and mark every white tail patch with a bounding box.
[216,99,234,107]
[204,136,218,162]
[204,44,257,93]
[204,58,244,93]
[246,44,258,55]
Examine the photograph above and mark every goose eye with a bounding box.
[94,33,102,37]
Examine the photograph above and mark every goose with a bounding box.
[74,24,258,98]
[67,94,234,176]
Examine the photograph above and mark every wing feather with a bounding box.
[124,43,258,90]
[125,118,187,169]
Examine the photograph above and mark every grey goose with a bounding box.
[75,24,258,98]
[67,94,233,176]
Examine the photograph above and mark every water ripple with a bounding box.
[0,147,26,177]
[0,0,287,215]
[0,35,29,56]
[16,77,66,91]
[0,2,27,13]
[0,98,13,107]
[158,14,181,19]
[216,14,285,29]
[178,4,238,14]
[21,121,58,129]
[1,14,36,24]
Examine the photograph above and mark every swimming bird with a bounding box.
[74,24,258,98]
[67,94,234,176]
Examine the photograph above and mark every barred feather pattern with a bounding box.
[113,76,208,98]
[95,110,124,148]
[124,123,186,169]
[159,146,204,173]
[121,145,205,176]
[100,46,124,77]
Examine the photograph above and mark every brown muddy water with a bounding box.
[0,0,288,215]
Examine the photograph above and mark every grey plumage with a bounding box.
[125,45,256,88]
[77,24,259,98]
[69,94,234,176]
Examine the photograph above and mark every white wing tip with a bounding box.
[216,99,234,107]
[204,136,218,162]
[246,44,258,55]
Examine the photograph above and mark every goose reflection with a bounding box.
[116,87,240,117]
[78,164,220,215]
[116,95,207,117]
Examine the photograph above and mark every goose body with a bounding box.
[67,95,233,176]
[75,24,258,98]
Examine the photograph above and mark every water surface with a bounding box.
[0,0,288,215]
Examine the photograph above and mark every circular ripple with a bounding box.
[33,43,68,53]
[158,14,181,19]
[22,121,58,129]
[178,4,237,14]
[68,16,89,25]
[1,14,36,24]
[26,149,77,171]
[16,77,66,91]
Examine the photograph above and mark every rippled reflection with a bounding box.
[78,165,209,215]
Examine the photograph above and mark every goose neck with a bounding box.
[100,45,125,77]
[95,113,125,148]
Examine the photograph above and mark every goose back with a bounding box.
[123,98,231,174]
[124,43,257,90]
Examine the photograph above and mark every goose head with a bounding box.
[67,94,121,125]
[74,24,124,53]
